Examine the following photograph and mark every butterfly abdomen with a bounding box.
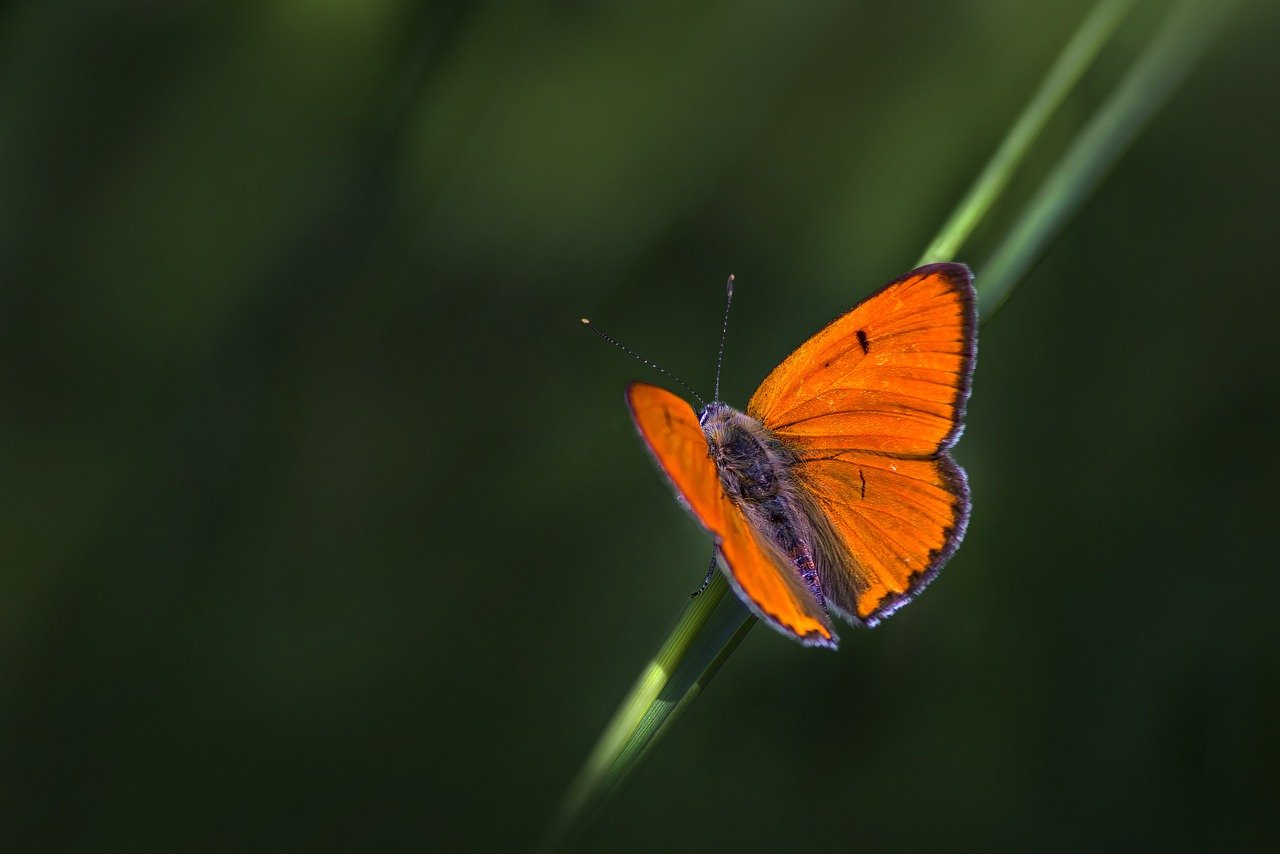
[758,495,825,602]
[701,404,827,604]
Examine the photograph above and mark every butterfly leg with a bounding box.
[691,548,718,598]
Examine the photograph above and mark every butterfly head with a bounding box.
[697,401,730,427]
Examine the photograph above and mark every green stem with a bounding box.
[978,0,1236,314]
[549,0,1231,847]
[918,0,1136,267]
[548,574,749,849]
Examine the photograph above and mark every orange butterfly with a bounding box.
[625,263,976,648]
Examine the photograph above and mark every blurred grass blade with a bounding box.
[549,0,1232,847]
[547,573,750,850]
[978,0,1237,314]
[918,0,1136,267]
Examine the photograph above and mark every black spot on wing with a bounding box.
[856,329,870,354]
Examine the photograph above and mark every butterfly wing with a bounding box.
[747,263,976,625]
[796,452,969,626]
[626,382,837,647]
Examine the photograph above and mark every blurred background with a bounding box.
[2,1,1278,850]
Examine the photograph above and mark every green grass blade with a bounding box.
[918,0,1136,267]
[549,1,1232,847]
[978,0,1237,314]
[546,573,751,850]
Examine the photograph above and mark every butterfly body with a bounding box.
[700,402,827,606]
[625,263,977,648]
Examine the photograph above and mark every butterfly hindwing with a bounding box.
[796,452,970,625]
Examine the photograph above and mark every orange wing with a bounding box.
[748,263,976,625]
[626,382,837,647]
[748,263,975,457]
[797,453,969,626]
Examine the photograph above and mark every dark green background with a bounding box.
[3,1,1277,850]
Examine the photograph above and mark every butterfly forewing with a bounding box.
[748,264,975,457]
[626,382,837,646]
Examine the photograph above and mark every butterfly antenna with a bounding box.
[713,274,735,403]
[580,318,707,408]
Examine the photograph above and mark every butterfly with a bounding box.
[626,263,977,648]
